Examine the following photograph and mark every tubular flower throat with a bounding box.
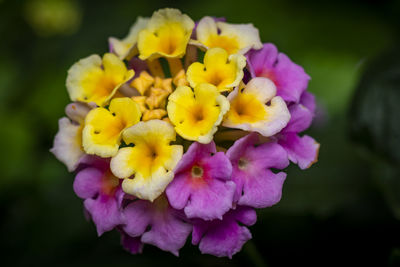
[52,7,319,258]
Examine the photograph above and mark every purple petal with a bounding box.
[184,180,236,220]
[192,206,256,258]
[246,43,310,103]
[174,141,216,174]
[226,133,259,163]
[300,91,316,114]
[279,132,319,169]
[166,173,192,210]
[273,52,310,103]
[141,206,192,256]
[167,142,235,220]
[283,103,314,133]
[201,151,232,180]
[245,142,289,170]
[120,231,143,254]
[84,194,124,236]
[73,168,103,199]
[237,169,286,208]
[123,198,192,256]
[246,43,278,77]
[227,134,289,207]
[123,200,152,237]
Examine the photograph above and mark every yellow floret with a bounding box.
[137,8,194,60]
[186,47,246,92]
[66,53,134,106]
[167,83,230,143]
[110,120,183,201]
[82,98,141,157]
[223,78,291,137]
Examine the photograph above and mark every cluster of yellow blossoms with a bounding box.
[54,8,290,202]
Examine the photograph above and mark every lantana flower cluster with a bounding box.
[51,8,319,258]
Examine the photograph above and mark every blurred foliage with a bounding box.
[24,0,82,36]
[1,0,400,266]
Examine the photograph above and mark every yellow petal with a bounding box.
[66,53,134,106]
[223,77,291,137]
[167,83,230,143]
[137,8,194,60]
[195,16,262,55]
[82,98,141,157]
[110,120,183,201]
[109,17,149,59]
[186,47,246,92]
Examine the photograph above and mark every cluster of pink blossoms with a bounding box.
[51,8,319,258]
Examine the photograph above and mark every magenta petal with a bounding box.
[120,231,143,254]
[202,152,233,180]
[165,173,192,210]
[300,91,316,114]
[227,134,289,207]
[168,141,234,220]
[273,53,310,103]
[283,103,314,133]
[246,43,310,103]
[192,206,256,258]
[84,195,124,236]
[247,43,278,77]
[238,169,286,208]
[73,168,103,199]
[279,132,319,169]
[174,141,216,174]
[141,207,192,256]
[184,180,236,220]
[245,142,289,170]
[123,198,192,256]
[226,133,259,163]
[123,200,152,237]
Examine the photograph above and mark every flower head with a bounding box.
[53,7,319,258]
[66,53,134,106]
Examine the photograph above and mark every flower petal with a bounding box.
[167,83,230,143]
[223,77,291,137]
[186,47,246,92]
[138,8,194,60]
[195,16,262,55]
[66,53,134,106]
[50,117,84,172]
[278,132,319,169]
[109,17,149,59]
[192,206,256,258]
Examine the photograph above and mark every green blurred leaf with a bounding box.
[350,50,400,164]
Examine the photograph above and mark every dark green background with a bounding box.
[1,0,400,266]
